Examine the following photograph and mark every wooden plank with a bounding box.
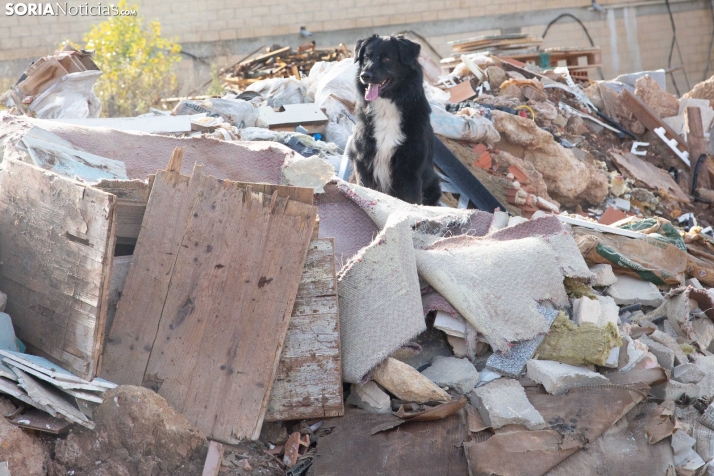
[202,441,224,476]
[104,255,132,346]
[265,238,343,422]
[101,148,195,385]
[685,106,711,191]
[621,89,688,152]
[94,179,151,241]
[0,160,116,380]
[142,165,317,442]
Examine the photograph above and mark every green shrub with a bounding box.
[70,0,182,117]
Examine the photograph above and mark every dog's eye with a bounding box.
[382,56,390,62]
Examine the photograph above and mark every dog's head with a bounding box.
[354,34,421,102]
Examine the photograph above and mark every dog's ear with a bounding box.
[354,34,377,64]
[395,36,421,70]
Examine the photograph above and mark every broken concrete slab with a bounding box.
[526,359,608,396]
[536,312,622,366]
[605,275,664,307]
[421,356,479,395]
[372,358,450,404]
[673,363,705,384]
[638,335,675,371]
[590,263,617,287]
[469,378,545,430]
[345,382,391,414]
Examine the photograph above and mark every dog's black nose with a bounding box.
[360,71,373,82]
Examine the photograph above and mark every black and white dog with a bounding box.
[347,35,441,205]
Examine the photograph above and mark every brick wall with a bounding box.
[0,0,712,95]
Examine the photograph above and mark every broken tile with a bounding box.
[469,378,545,430]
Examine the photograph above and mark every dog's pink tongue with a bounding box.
[365,83,379,101]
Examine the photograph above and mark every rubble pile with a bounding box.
[222,42,352,90]
[4,37,714,476]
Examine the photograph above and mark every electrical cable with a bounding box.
[664,0,690,94]
[540,13,604,80]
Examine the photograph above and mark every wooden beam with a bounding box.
[621,89,689,153]
[685,106,711,191]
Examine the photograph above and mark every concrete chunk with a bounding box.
[572,296,619,329]
[650,330,688,366]
[672,363,705,384]
[572,297,601,326]
[446,335,467,358]
[638,335,675,371]
[345,382,392,414]
[469,379,545,430]
[372,357,450,404]
[526,360,608,395]
[421,356,480,395]
[590,264,617,287]
[605,275,664,307]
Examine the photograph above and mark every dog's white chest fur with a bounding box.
[368,98,405,193]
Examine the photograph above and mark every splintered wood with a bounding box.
[265,238,343,422]
[0,160,117,380]
[101,148,317,442]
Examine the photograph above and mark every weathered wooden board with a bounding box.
[101,149,196,385]
[94,178,153,244]
[101,148,317,442]
[0,160,116,380]
[103,255,132,343]
[265,238,343,422]
[143,165,317,442]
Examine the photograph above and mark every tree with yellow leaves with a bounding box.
[75,1,181,117]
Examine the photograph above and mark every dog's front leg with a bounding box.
[353,159,377,189]
[391,172,423,205]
